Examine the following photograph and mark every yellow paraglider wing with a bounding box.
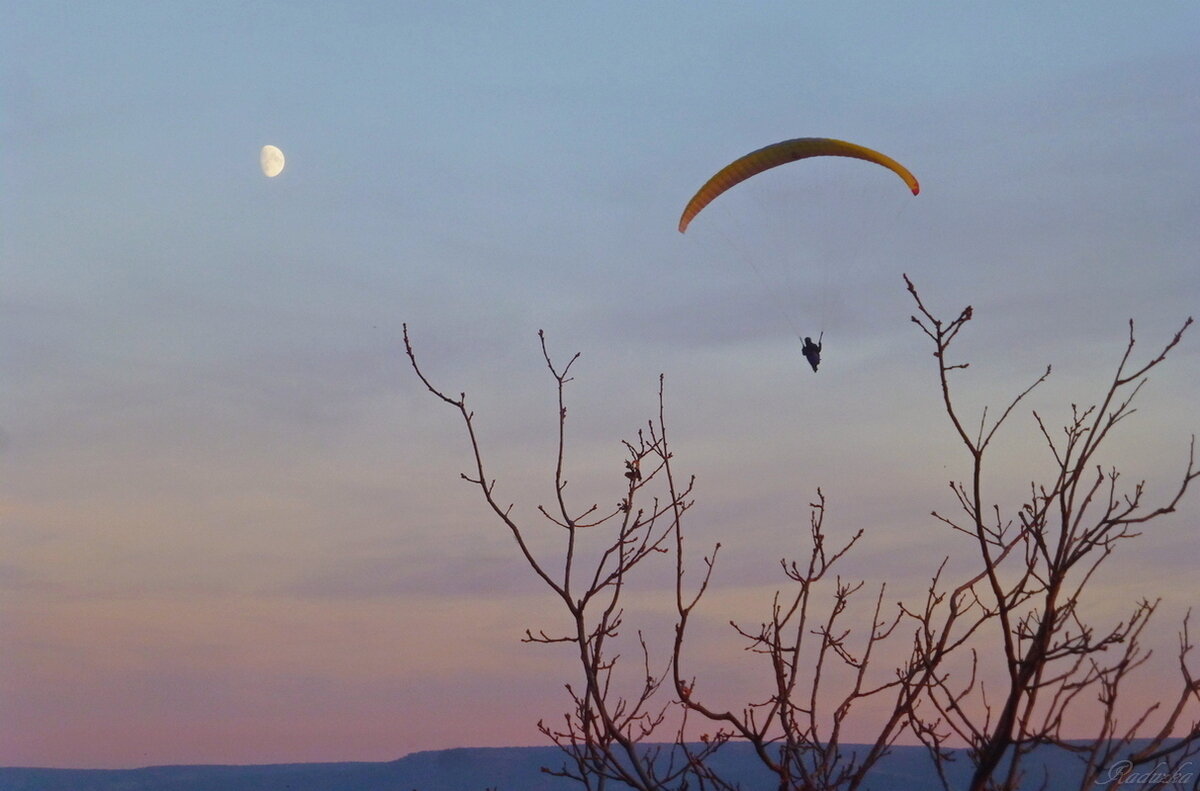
[678,137,919,233]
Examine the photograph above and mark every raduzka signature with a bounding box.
[1095,760,1194,786]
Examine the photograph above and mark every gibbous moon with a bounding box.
[260,145,285,178]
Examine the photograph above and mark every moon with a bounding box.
[260,145,285,178]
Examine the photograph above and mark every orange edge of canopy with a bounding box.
[678,137,920,233]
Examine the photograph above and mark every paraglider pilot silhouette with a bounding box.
[801,333,823,372]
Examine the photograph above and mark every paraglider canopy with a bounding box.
[678,137,919,233]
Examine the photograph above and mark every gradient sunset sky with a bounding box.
[3,1,1198,770]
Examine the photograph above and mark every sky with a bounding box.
[3,0,1199,770]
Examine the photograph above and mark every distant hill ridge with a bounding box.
[0,741,1183,790]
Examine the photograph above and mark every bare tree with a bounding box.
[904,275,1200,791]
[406,322,953,791]
[661,379,1018,791]
[405,326,729,791]
[403,277,1198,791]
[668,483,980,791]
